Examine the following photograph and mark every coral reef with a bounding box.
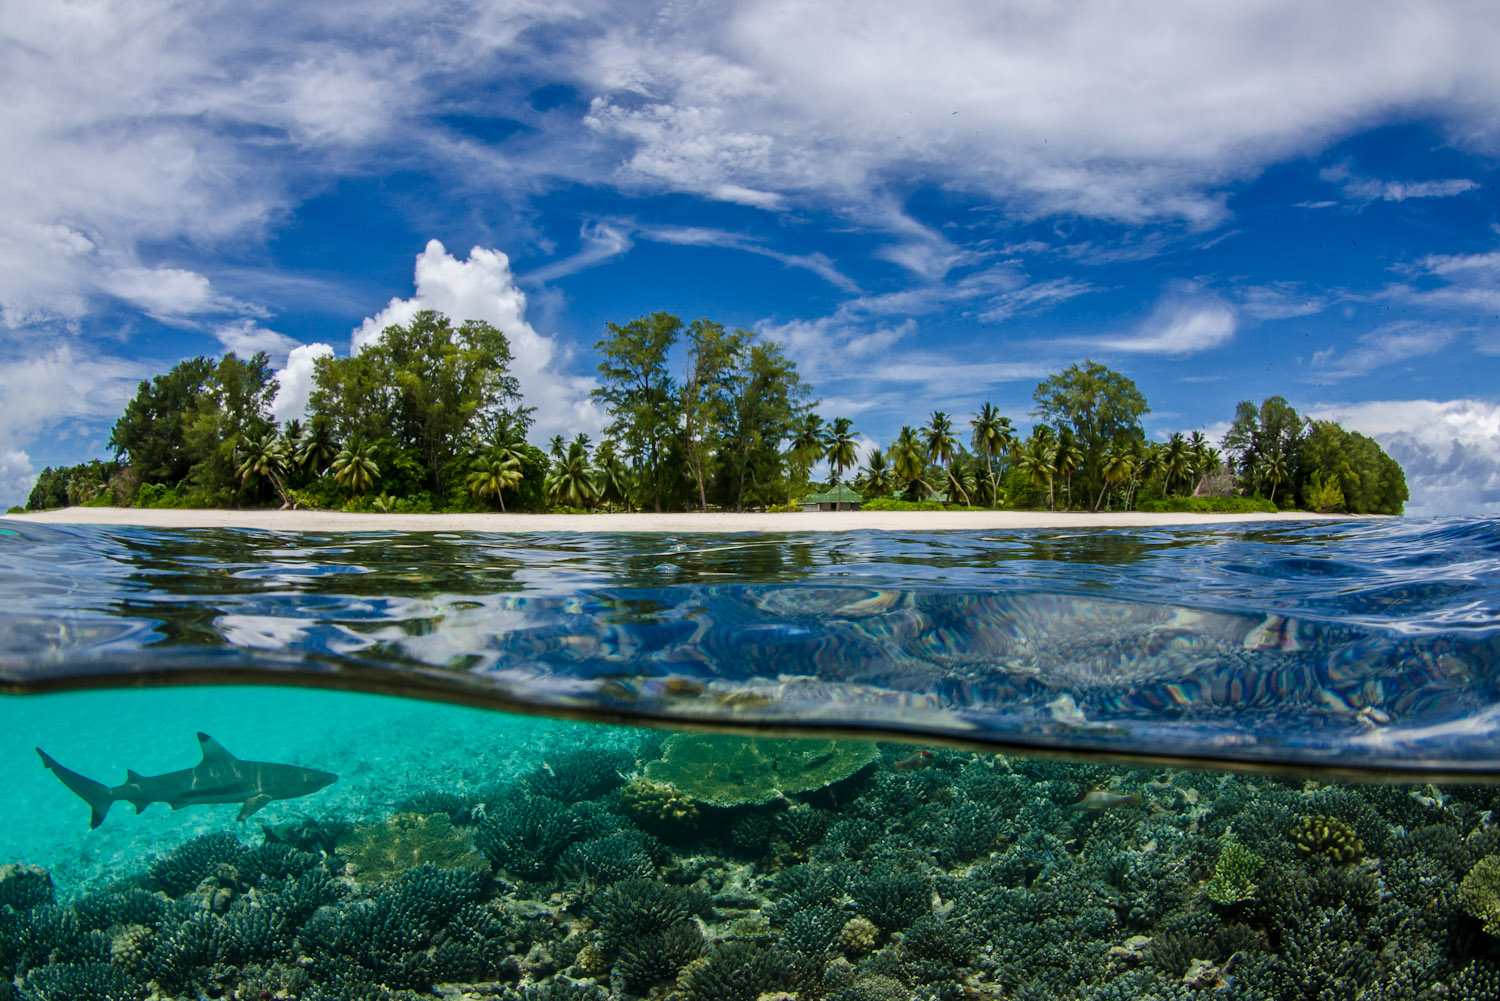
[1289,813,1366,865]
[1205,839,1266,904]
[642,734,879,806]
[335,812,487,882]
[8,738,1500,1001]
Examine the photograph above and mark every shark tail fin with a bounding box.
[36,748,113,829]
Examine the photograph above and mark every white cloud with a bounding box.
[1310,322,1454,379]
[0,448,36,510]
[1236,282,1330,320]
[580,2,1500,226]
[214,320,302,366]
[1308,399,1500,516]
[977,278,1097,323]
[0,342,147,506]
[101,267,221,319]
[1092,296,1237,354]
[1325,166,1481,202]
[271,342,334,426]
[354,240,606,441]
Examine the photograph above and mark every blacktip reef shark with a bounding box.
[37,732,337,829]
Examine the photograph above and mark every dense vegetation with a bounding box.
[24,309,1406,515]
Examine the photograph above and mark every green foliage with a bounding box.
[25,460,124,510]
[1031,360,1149,510]
[592,311,681,512]
[1205,839,1265,905]
[861,497,988,511]
[643,734,879,807]
[334,813,486,883]
[311,310,526,494]
[1297,419,1407,515]
[766,501,802,513]
[1461,856,1500,935]
[1136,496,1277,514]
[109,355,217,484]
[1303,471,1346,513]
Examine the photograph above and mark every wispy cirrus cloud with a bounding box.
[1087,292,1237,355]
[1310,321,1455,379]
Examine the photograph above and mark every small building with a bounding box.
[800,484,864,511]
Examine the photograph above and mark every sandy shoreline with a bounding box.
[5,505,1353,533]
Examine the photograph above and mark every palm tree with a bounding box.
[1264,451,1289,506]
[593,438,634,512]
[1053,427,1084,510]
[237,432,294,508]
[922,410,969,505]
[547,439,598,509]
[969,404,1015,509]
[466,450,523,511]
[1099,441,1137,510]
[1017,433,1057,509]
[1162,433,1192,497]
[331,440,380,495]
[859,449,894,498]
[297,418,339,477]
[824,417,859,511]
[890,426,933,500]
[789,414,828,491]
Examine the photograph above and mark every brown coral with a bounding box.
[334,811,487,882]
[622,777,701,829]
[837,916,879,955]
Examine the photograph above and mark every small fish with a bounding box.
[1068,788,1142,811]
[893,750,935,771]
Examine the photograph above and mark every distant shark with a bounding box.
[37,732,337,829]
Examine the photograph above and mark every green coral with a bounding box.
[1461,856,1500,935]
[335,812,487,882]
[642,734,880,807]
[1206,839,1266,905]
[622,777,701,829]
[1289,813,1365,865]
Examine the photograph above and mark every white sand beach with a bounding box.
[5,505,1353,532]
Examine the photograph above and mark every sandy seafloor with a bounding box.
[4,506,1352,533]
[0,686,635,899]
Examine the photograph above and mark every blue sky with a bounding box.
[2,1,1498,515]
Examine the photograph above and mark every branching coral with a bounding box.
[1206,839,1266,905]
[1461,856,1500,935]
[621,777,700,830]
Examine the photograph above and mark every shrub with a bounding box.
[1136,496,1278,514]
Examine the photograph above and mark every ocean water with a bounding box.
[2,518,1500,1000]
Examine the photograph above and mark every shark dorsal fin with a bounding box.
[196,733,237,766]
[126,769,144,782]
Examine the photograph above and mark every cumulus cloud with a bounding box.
[353,240,605,440]
[1309,399,1500,516]
[0,342,147,506]
[1311,322,1455,379]
[271,342,335,425]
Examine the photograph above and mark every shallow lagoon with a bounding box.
[3,519,1500,1000]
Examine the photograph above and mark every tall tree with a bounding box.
[183,351,279,501]
[1053,427,1084,509]
[592,312,680,512]
[824,417,860,511]
[1017,431,1057,510]
[890,426,933,500]
[680,320,747,512]
[109,356,217,484]
[922,410,970,505]
[311,311,522,495]
[970,404,1015,509]
[859,450,894,498]
[1221,396,1304,498]
[1032,360,1149,510]
[720,339,813,511]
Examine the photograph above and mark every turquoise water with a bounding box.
[4,518,1500,999]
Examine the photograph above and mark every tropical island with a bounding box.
[14,310,1406,523]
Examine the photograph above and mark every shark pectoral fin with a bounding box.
[132,800,150,814]
[237,794,273,821]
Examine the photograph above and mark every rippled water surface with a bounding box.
[3,517,1500,775]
